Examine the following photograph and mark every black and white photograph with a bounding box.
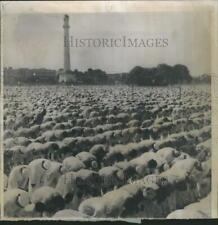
[1,1,218,220]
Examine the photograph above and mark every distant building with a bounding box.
[4,67,57,85]
[59,72,77,84]
[58,14,77,84]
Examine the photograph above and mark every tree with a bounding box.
[125,64,192,86]
[173,64,192,83]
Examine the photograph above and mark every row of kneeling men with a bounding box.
[4,150,211,218]
[4,125,211,174]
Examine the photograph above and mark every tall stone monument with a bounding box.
[63,14,71,72]
[59,14,76,83]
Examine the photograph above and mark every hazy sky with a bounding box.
[3,10,212,76]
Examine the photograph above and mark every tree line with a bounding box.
[3,64,209,86]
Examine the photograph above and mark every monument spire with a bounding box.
[63,14,71,71]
